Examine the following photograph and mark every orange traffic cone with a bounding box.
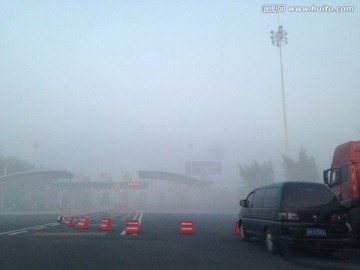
[234,222,240,235]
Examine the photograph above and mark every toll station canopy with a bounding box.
[138,171,213,187]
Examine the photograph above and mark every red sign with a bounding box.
[127,182,139,187]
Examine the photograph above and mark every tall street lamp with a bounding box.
[271,25,289,156]
[33,142,39,169]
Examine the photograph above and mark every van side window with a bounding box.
[263,188,278,208]
[252,189,265,208]
[246,192,255,208]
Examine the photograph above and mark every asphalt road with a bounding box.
[0,211,359,270]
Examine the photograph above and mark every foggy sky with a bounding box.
[1,1,359,187]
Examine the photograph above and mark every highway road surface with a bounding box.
[0,210,359,270]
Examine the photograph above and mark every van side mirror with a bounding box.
[239,200,247,207]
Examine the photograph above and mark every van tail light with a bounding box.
[278,212,300,221]
[330,213,348,223]
[330,214,342,222]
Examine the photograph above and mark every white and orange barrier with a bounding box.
[125,220,140,235]
[99,218,112,231]
[67,216,75,227]
[77,217,89,229]
[180,220,194,235]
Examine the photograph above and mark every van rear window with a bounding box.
[283,185,336,209]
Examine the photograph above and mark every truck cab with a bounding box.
[323,141,360,242]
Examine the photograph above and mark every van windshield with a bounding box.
[283,185,337,209]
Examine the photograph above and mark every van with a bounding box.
[238,182,348,254]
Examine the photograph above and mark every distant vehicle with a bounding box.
[238,182,348,254]
[323,140,360,244]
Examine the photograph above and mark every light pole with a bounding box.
[33,142,39,169]
[271,25,289,156]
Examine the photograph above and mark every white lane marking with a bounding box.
[122,213,132,220]
[0,222,60,235]
[120,210,143,236]
[32,225,49,229]
[33,226,47,230]
[139,211,143,226]
[8,230,28,236]
[48,222,59,225]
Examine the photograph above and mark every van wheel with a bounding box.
[265,229,278,254]
[240,223,249,241]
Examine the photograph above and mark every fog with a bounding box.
[1,1,359,209]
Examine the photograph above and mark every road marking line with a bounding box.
[139,210,143,225]
[122,213,132,220]
[33,225,49,228]
[0,222,60,235]
[31,232,107,236]
[32,227,46,230]
[46,222,60,226]
[8,230,27,235]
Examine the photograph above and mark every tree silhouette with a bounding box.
[282,147,319,181]
[0,155,34,175]
[238,161,274,188]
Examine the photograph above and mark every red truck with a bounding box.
[323,141,360,243]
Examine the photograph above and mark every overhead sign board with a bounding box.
[185,161,222,175]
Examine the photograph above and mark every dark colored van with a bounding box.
[238,182,349,254]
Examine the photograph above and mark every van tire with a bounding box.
[240,223,249,241]
[265,229,278,254]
